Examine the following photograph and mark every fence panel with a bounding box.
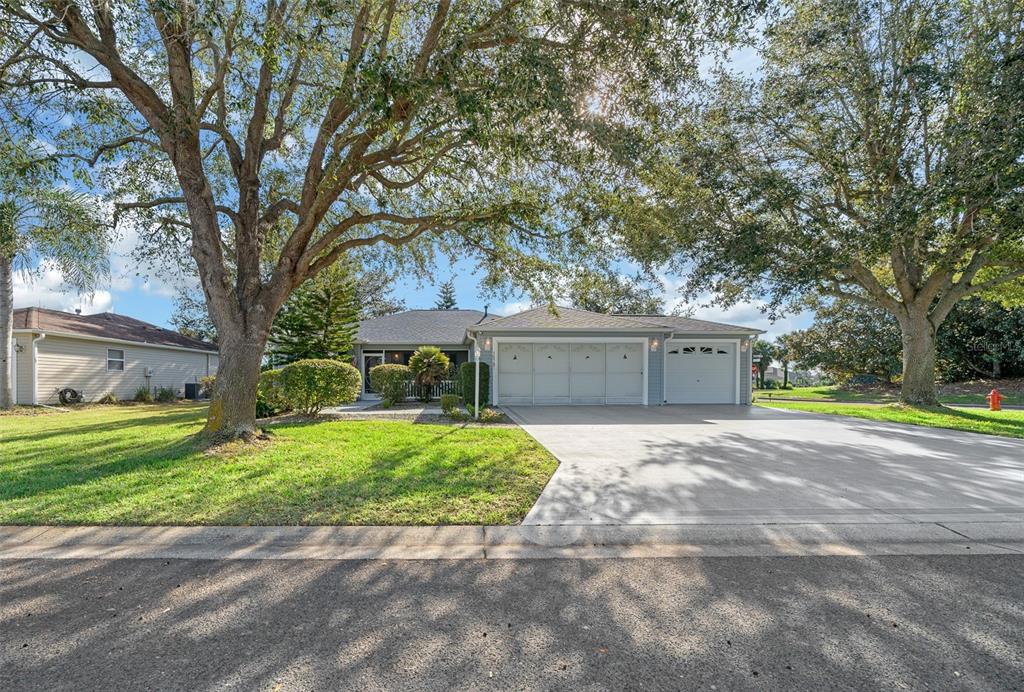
[401,378,459,400]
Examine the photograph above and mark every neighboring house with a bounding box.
[10,307,219,405]
[763,365,822,386]
[356,306,763,405]
[354,309,497,395]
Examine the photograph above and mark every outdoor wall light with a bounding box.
[649,338,659,352]
[483,337,492,350]
[741,340,749,352]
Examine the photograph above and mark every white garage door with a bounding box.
[665,341,738,404]
[497,342,645,405]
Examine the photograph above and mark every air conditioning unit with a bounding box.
[143,367,154,377]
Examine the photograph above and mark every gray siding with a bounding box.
[13,333,33,404]
[649,338,664,404]
[33,335,217,404]
[741,337,753,403]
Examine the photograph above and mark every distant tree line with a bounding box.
[779,299,1024,385]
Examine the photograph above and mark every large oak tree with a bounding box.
[0,0,749,436]
[611,0,1024,404]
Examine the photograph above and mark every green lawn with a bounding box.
[754,384,1024,406]
[757,400,1024,439]
[0,403,558,526]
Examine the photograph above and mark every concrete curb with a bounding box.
[2,522,1022,561]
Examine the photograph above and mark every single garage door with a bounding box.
[665,340,738,404]
[497,342,645,405]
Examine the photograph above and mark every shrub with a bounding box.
[408,346,450,401]
[478,407,506,423]
[155,386,177,403]
[97,392,118,404]
[458,361,490,407]
[134,386,153,403]
[439,393,461,415]
[763,379,780,390]
[279,358,361,414]
[199,375,216,398]
[369,363,412,406]
[257,368,289,417]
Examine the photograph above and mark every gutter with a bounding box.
[31,333,45,405]
[11,329,217,355]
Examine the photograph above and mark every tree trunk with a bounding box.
[783,364,789,387]
[898,314,939,405]
[0,254,12,410]
[202,334,267,439]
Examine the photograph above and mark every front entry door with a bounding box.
[363,354,383,393]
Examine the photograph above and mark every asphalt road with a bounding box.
[2,555,1022,691]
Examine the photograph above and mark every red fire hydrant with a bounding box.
[987,389,1002,411]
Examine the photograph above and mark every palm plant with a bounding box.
[1,145,110,409]
[407,346,451,402]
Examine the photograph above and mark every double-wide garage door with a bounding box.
[497,342,645,405]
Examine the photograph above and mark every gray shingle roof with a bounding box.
[467,306,762,334]
[13,307,218,351]
[616,314,763,334]
[470,306,667,331]
[356,309,495,345]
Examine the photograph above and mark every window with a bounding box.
[700,346,713,354]
[682,346,696,354]
[106,348,125,371]
[717,348,729,355]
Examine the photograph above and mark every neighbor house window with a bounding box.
[107,349,125,371]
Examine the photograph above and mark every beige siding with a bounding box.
[34,335,218,404]
[13,334,34,404]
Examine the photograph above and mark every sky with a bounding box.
[13,251,812,342]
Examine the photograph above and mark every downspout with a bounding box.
[31,333,45,405]
[468,332,480,420]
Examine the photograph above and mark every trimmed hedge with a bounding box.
[458,361,490,408]
[257,368,289,417]
[279,358,361,414]
[369,363,412,407]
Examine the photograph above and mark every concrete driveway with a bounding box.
[506,405,1024,525]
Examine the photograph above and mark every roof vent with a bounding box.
[75,308,81,315]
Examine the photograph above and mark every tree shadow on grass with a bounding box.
[1,417,555,526]
[0,405,206,445]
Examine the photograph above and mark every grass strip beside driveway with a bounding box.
[758,400,1024,439]
[754,385,1024,407]
[0,404,557,526]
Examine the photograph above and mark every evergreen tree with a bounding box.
[269,263,359,365]
[434,279,457,310]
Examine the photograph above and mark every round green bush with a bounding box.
[439,393,461,415]
[279,359,361,414]
[369,363,411,406]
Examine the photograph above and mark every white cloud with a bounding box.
[658,276,812,342]
[499,300,534,316]
[13,266,113,314]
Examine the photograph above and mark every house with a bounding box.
[355,306,763,405]
[354,309,496,396]
[10,307,219,405]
